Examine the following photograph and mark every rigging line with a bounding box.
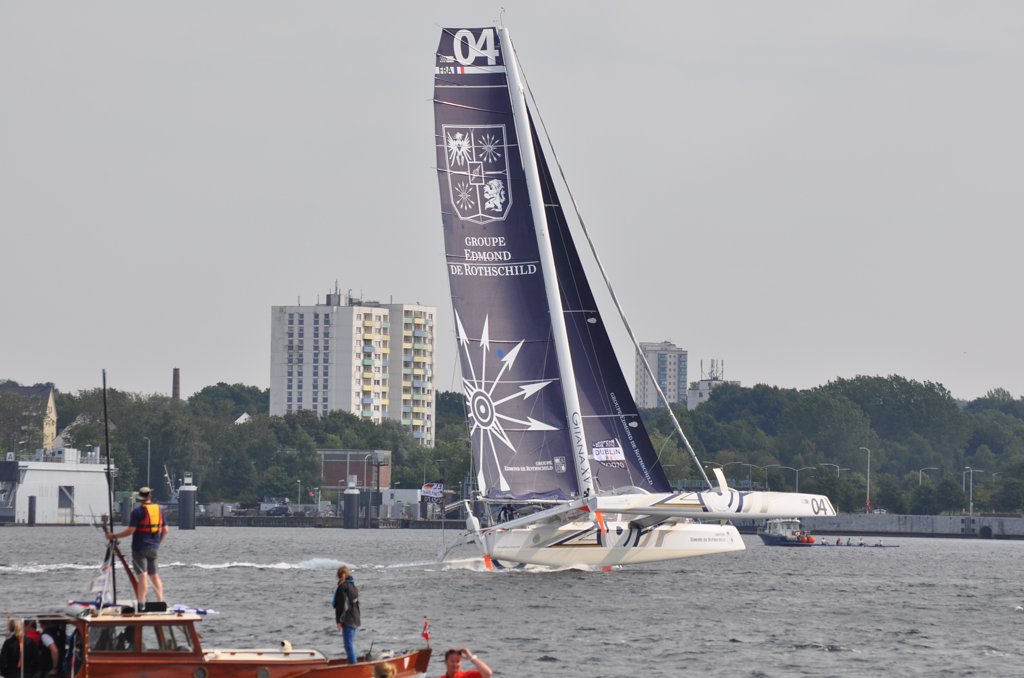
[518,58,712,490]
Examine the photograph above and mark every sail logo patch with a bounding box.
[443,124,512,224]
[592,438,626,469]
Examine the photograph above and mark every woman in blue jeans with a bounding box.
[333,565,361,663]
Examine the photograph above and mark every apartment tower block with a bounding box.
[270,290,436,446]
[634,341,688,409]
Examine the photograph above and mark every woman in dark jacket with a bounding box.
[333,565,361,664]
[1,619,38,678]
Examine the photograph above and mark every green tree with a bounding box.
[777,390,876,469]
[0,391,38,453]
[189,383,269,418]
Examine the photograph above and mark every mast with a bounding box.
[101,369,117,605]
[499,27,594,500]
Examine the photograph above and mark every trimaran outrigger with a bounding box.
[433,26,837,569]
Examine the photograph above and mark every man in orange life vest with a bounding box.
[107,486,169,603]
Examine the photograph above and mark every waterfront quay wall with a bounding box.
[195,516,452,529]
[797,514,1024,539]
[196,513,1024,538]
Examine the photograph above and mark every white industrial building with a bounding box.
[686,360,740,410]
[0,447,113,525]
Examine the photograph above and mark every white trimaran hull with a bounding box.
[444,471,836,567]
[484,520,744,568]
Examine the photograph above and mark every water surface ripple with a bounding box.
[1,527,1020,676]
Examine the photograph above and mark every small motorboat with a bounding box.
[6,542,431,678]
[9,606,431,678]
[757,518,816,546]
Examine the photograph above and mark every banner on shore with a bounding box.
[422,481,445,503]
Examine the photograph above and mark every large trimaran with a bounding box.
[433,26,836,569]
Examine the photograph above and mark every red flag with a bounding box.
[421,617,430,643]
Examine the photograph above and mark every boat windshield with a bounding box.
[141,623,195,652]
[89,625,135,652]
[89,623,195,653]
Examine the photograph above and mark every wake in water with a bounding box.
[156,557,449,572]
[440,557,608,574]
[0,562,102,574]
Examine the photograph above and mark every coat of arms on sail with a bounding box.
[443,124,512,224]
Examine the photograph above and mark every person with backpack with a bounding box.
[332,565,360,664]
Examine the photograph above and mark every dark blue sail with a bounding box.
[434,27,577,501]
[530,114,672,494]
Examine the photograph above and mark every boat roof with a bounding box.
[7,608,204,625]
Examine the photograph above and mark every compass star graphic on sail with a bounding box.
[455,310,558,493]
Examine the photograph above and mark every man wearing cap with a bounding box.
[107,486,169,604]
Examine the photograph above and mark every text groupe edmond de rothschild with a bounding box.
[450,235,538,276]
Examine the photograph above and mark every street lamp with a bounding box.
[772,466,813,492]
[703,461,747,485]
[761,464,780,491]
[859,447,871,513]
[296,479,301,504]
[963,467,984,517]
[793,466,814,493]
[143,436,151,487]
[820,463,840,477]
[739,463,759,489]
[820,463,850,479]
[918,466,939,486]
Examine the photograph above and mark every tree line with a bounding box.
[642,376,1024,514]
[2,375,1023,515]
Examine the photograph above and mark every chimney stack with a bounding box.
[172,368,181,400]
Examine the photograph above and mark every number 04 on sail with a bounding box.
[433,27,836,568]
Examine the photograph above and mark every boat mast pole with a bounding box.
[499,27,594,500]
[101,369,117,605]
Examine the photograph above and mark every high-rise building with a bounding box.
[634,341,688,409]
[270,289,436,446]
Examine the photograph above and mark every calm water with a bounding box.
[1,526,1021,677]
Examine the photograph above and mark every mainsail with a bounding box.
[433,27,669,502]
[434,27,574,502]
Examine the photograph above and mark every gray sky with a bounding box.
[2,2,1022,401]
